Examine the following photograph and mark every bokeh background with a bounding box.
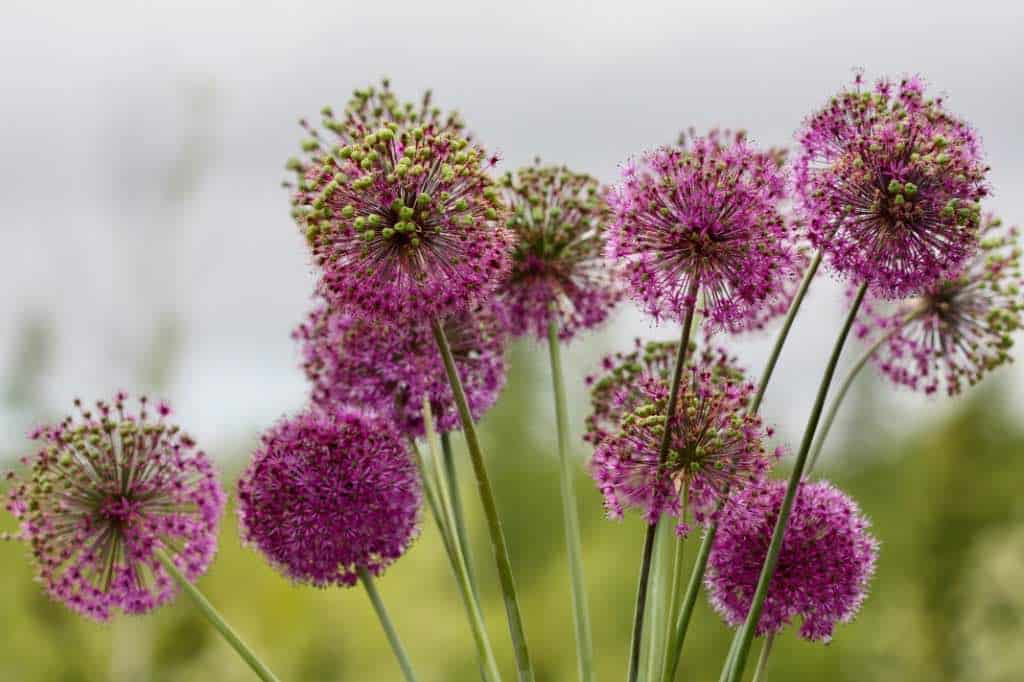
[2,1,1022,680]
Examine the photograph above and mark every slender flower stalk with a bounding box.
[432,319,535,682]
[750,633,775,682]
[664,249,823,682]
[154,549,280,682]
[722,283,869,682]
[548,312,596,682]
[441,431,479,598]
[358,567,419,682]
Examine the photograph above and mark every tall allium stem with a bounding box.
[548,314,596,682]
[722,282,868,682]
[358,567,419,682]
[153,549,280,682]
[442,431,480,599]
[663,250,823,682]
[627,279,699,682]
[432,318,535,682]
[750,633,775,682]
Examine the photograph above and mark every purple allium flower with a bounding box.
[795,74,989,298]
[495,162,623,341]
[237,408,421,587]
[854,214,1023,395]
[589,357,777,535]
[293,300,506,438]
[705,478,879,642]
[719,240,811,335]
[605,128,793,328]
[3,395,225,621]
[295,114,514,322]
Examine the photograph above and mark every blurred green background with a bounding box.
[2,338,1023,682]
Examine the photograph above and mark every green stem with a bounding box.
[358,567,419,682]
[153,548,280,682]
[442,431,480,601]
[663,250,823,682]
[548,316,596,682]
[723,282,868,682]
[432,319,534,682]
[645,521,672,682]
[627,279,699,682]
[750,633,775,682]
[660,526,686,680]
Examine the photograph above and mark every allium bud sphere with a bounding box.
[796,74,989,298]
[706,479,879,642]
[3,394,226,621]
[237,409,421,587]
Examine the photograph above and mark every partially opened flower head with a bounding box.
[855,214,1022,395]
[296,116,514,322]
[496,162,622,340]
[3,395,225,621]
[796,74,988,298]
[237,408,421,587]
[590,355,777,535]
[294,300,506,437]
[606,128,793,328]
[706,478,879,642]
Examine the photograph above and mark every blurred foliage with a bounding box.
[2,342,1023,682]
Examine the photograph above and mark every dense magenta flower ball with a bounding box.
[705,478,879,642]
[495,163,622,341]
[855,214,1022,395]
[589,355,777,535]
[294,114,514,322]
[795,74,989,298]
[605,128,794,328]
[3,394,225,621]
[237,409,421,587]
[294,300,506,437]
[720,241,811,335]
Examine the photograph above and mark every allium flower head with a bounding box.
[606,128,793,328]
[237,408,421,587]
[706,479,879,642]
[495,162,622,340]
[294,300,506,437]
[3,395,225,621]
[796,74,989,298]
[589,356,777,535]
[296,117,514,322]
[855,214,1023,395]
[720,239,811,335]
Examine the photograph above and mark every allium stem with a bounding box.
[722,282,868,682]
[153,548,280,682]
[663,250,823,682]
[627,279,699,682]
[750,633,775,682]
[547,315,596,682]
[432,318,535,682]
[358,567,419,682]
[442,431,480,600]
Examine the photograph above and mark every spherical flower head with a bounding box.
[583,339,743,446]
[605,129,793,328]
[495,162,623,341]
[294,301,507,438]
[3,394,225,621]
[855,214,1023,395]
[297,120,514,322]
[705,478,879,642]
[589,359,777,535]
[720,239,811,335]
[795,74,989,298]
[237,408,421,587]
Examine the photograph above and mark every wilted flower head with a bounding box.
[796,74,988,298]
[495,162,622,340]
[590,355,776,535]
[706,478,879,642]
[855,214,1023,395]
[237,408,421,587]
[3,395,225,621]
[606,128,793,328]
[294,300,506,438]
[295,115,513,322]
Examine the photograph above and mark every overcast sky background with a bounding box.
[1,0,1022,456]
